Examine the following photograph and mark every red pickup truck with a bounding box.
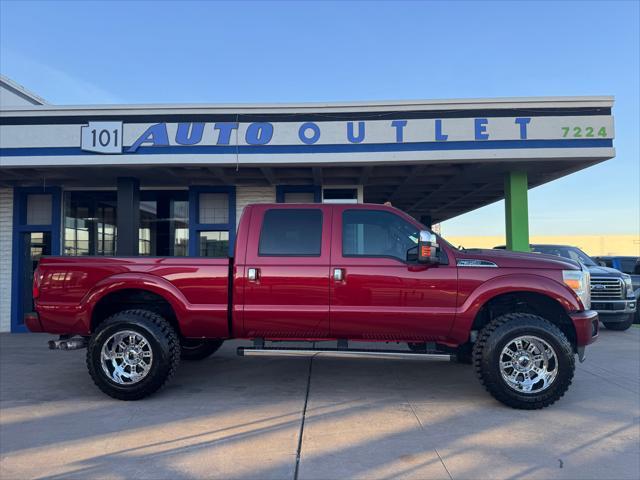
[26,203,598,409]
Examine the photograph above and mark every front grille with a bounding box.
[590,277,623,300]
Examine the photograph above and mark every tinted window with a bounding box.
[532,245,596,266]
[343,210,419,261]
[619,258,637,274]
[259,209,322,256]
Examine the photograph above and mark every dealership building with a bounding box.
[0,75,615,333]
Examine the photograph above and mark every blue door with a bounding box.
[11,187,60,332]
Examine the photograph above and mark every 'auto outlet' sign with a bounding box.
[79,116,614,154]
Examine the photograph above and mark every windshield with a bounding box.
[532,245,597,267]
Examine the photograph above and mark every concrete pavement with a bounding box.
[1,328,639,479]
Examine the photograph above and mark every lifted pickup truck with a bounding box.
[27,203,598,409]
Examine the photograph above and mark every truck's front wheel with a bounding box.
[473,313,575,409]
[86,309,180,400]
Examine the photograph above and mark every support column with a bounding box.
[116,177,140,256]
[504,171,530,252]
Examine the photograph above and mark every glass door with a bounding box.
[19,232,51,325]
[12,187,60,332]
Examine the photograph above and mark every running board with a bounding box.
[237,346,455,361]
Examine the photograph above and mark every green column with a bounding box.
[504,171,530,252]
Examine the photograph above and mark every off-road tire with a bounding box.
[181,339,224,361]
[473,313,575,409]
[603,317,634,331]
[87,309,180,400]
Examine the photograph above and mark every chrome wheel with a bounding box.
[100,330,153,385]
[499,335,558,394]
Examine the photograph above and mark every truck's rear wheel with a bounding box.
[87,309,180,400]
[473,313,575,409]
[181,339,224,361]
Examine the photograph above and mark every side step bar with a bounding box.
[237,346,455,362]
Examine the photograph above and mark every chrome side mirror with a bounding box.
[418,230,439,264]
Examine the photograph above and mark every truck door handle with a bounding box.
[248,268,260,282]
[333,268,345,282]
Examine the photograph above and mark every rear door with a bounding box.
[329,206,457,341]
[241,204,332,338]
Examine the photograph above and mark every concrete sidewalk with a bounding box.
[1,328,638,479]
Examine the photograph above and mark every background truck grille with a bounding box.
[590,277,623,300]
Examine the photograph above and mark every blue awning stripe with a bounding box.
[0,138,613,157]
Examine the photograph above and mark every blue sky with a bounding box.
[1,0,638,237]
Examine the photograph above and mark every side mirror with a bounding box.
[418,230,439,264]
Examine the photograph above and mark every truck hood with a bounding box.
[586,265,627,278]
[455,248,580,270]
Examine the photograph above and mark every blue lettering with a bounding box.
[214,122,239,145]
[515,117,531,139]
[391,120,407,143]
[127,123,170,152]
[245,122,273,145]
[175,123,205,145]
[474,118,489,140]
[299,122,321,144]
[435,119,448,141]
[347,121,365,143]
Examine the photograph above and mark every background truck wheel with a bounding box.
[86,309,180,401]
[603,316,634,331]
[180,339,224,360]
[472,312,575,410]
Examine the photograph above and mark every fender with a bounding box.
[448,273,581,344]
[81,272,192,334]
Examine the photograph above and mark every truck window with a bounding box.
[258,209,323,256]
[619,258,637,274]
[342,210,418,262]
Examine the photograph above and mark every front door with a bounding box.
[12,188,60,332]
[329,206,457,341]
[241,205,333,338]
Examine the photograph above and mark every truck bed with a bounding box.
[34,256,231,338]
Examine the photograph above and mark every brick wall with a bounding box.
[235,185,275,226]
[0,188,13,332]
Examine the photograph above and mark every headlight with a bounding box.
[622,275,634,298]
[563,269,590,310]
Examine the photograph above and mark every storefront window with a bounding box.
[198,231,229,257]
[64,192,117,256]
[139,191,189,256]
[199,193,229,224]
[26,194,52,225]
[283,191,315,203]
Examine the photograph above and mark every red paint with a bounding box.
[31,203,597,349]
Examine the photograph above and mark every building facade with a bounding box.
[0,77,615,332]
